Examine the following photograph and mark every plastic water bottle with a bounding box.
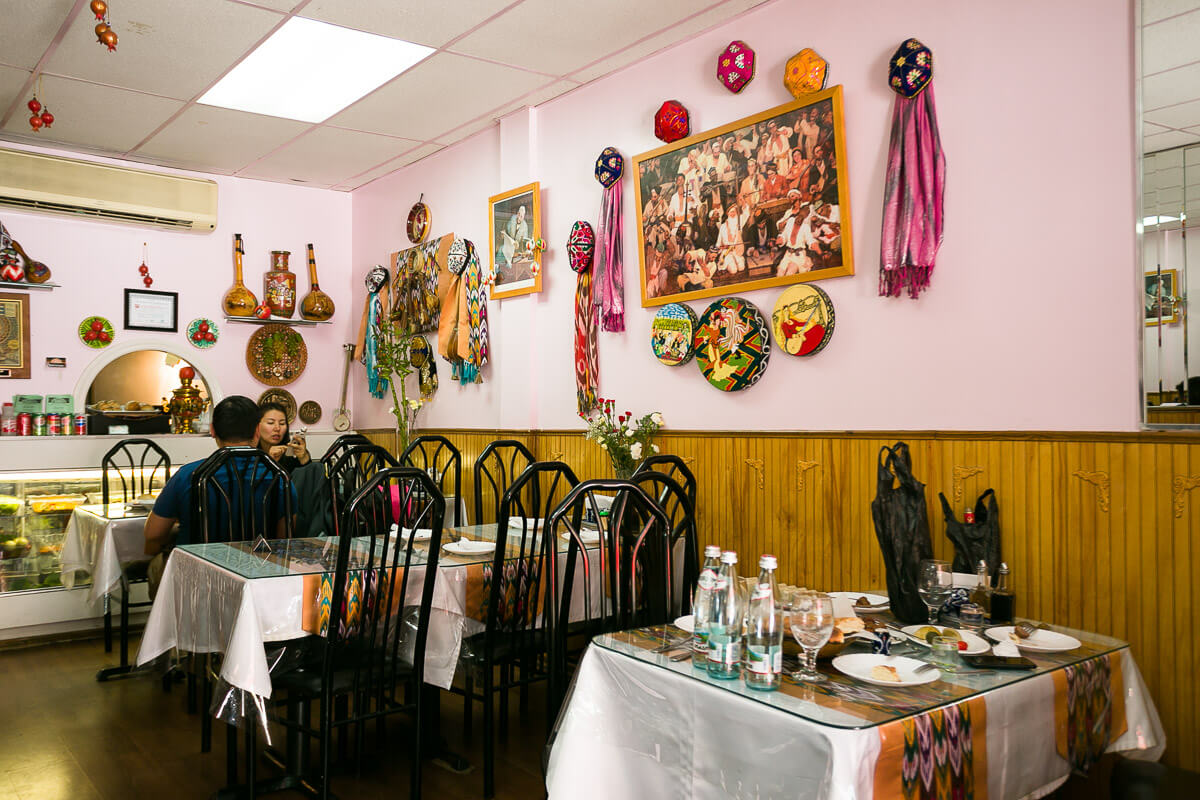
[691,545,723,667]
[744,554,783,691]
[706,551,741,680]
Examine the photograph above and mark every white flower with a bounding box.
[630,442,643,460]
[388,406,396,415]
[600,443,608,450]
[407,398,420,409]
[625,429,635,438]
[652,444,660,453]
[651,412,663,426]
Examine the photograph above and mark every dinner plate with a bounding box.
[508,517,547,529]
[832,653,941,687]
[673,614,695,633]
[126,497,157,509]
[985,626,1081,653]
[828,591,889,612]
[561,530,600,544]
[443,540,496,555]
[389,525,432,541]
[900,626,991,655]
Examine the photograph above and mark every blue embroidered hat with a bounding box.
[888,38,933,98]
[594,147,623,188]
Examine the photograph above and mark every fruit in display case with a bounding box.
[1,536,31,559]
[0,496,20,515]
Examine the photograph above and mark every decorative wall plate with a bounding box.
[650,303,699,366]
[78,316,114,348]
[258,388,296,422]
[298,400,322,425]
[186,317,219,349]
[246,323,307,386]
[771,284,835,357]
[693,297,771,391]
[407,197,431,244]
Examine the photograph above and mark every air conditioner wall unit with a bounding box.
[0,147,217,232]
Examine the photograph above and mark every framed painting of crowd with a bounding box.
[634,86,853,307]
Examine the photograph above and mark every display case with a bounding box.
[0,469,100,594]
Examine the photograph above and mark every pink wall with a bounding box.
[1,142,355,425]
[352,0,1141,432]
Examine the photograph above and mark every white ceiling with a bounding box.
[0,0,767,190]
[1143,0,1200,153]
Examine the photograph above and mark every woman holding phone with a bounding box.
[257,402,311,473]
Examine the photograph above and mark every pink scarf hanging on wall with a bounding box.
[593,147,625,331]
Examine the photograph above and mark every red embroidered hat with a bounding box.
[566,221,595,273]
[654,100,690,143]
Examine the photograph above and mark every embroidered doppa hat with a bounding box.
[654,100,690,143]
[717,40,756,94]
[365,265,389,293]
[888,38,933,97]
[783,48,829,98]
[447,237,473,275]
[566,221,595,273]
[594,147,623,188]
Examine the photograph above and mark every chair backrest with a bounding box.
[327,444,399,533]
[330,467,444,694]
[320,433,372,469]
[634,453,697,509]
[626,470,699,615]
[399,434,463,526]
[472,439,535,525]
[483,462,580,655]
[101,438,172,505]
[190,447,294,544]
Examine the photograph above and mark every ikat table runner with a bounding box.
[1053,651,1127,775]
[873,697,987,800]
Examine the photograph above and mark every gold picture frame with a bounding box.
[1145,269,1179,326]
[488,181,542,300]
[0,292,31,379]
[634,86,853,308]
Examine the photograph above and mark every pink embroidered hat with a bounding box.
[717,40,755,94]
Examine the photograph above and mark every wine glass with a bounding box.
[917,559,952,624]
[787,591,833,683]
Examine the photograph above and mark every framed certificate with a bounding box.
[124,288,179,332]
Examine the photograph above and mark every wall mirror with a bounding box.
[85,350,210,434]
[1141,2,1200,427]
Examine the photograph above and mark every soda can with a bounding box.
[16,412,31,436]
[47,413,62,436]
[964,509,975,524]
[62,414,74,436]
[74,415,88,436]
[32,414,46,436]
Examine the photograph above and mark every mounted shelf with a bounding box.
[222,316,333,327]
[0,281,59,292]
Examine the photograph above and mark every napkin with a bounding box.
[993,640,1020,657]
[831,597,858,618]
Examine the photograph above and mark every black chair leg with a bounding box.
[118,584,130,668]
[411,684,423,800]
[246,718,257,800]
[483,664,495,799]
[225,720,239,788]
[200,660,213,753]
[498,664,510,744]
[518,655,531,718]
[102,594,113,653]
[335,695,349,764]
[463,667,474,741]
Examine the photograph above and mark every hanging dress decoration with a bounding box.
[458,243,489,384]
[438,237,469,379]
[567,221,598,415]
[359,265,390,399]
[879,38,945,300]
[593,147,625,332]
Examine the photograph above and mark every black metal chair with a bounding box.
[319,433,372,470]
[472,440,535,525]
[546,479,672,718]
[400,434,464,526]
[270,468,445,800]
[96,438,172,681]
[634,452,697,510]
[327,444,399,537]
[627,470,699,616]
[457,461,578,799]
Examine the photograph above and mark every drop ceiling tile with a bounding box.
[44,0,284,100]
[237,0,298,10]
[302,0,518,47]
[491,79,579,118]
[1144,96,1200,129]
[450,0,720,76]
[435,115,499,146]
[330,52,547,141]
[1143,0,1200,25]
[0,65,32,118]
[337,142,444,189]
[239,126,422,185]
[570,0,766,83]
[0,0,76,70]
[1145,120,1172,136]
[1144,128,1200,153]
[134,104,310,174]
[1143,9,1200,74]
[1143,61,1200,110]
[0,74,182,153]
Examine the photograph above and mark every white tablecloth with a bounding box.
[60,505,150,603]
[546,642,1164,800]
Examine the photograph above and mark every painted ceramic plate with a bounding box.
[650,303,699,366]
[407,200,431,244]
[298,400,321,425]
[78,316,114,348]
[693,297,771,391]
[246,323,307,387]
[772,284,835,356]
[257,388,296,422]
[186,317,219,349]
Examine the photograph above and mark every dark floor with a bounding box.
[0,635,548,800]
[0,635,1120,800]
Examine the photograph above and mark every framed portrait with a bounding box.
[488,181,542,300]
[1145,269,1178,326]
[0,292,31,379]
[124,288,178,332]
[634,86,853,308]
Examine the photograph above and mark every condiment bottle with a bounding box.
[990,563,1015,623]
[969,559,991,615]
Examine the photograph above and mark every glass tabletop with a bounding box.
[594,618,1129,730]
[76,502,151,521]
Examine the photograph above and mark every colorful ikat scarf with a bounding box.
[567,221,598,414]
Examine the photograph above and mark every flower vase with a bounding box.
[612,461,635,481]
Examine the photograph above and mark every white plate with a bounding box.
[443,539,496,555]
[508,517,547,529]
[561,530,600,544]
[389,525,432,541]
[985,626,1081,653]
[126,498,156,510]
[828,591,889,611]
[900,626,992,655]
[832,653,941,686]
[673,614,694,634]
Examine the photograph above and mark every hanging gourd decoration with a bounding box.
[28,113,43,132]
[90,0,108,19]
[40,108,53,128]
[26,97,43,132]
[27,97,41,114]
[95,21,117,52]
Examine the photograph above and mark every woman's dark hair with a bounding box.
[257,402,291,449]
[212,395,260,443]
